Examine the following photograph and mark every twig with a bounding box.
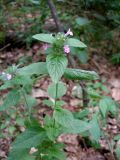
[47,0,63,32]
[80,81,89,108]
[0,43,11,51]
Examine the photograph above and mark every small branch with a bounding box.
[80,81,89,108]
[0,43,11,51]
[47,0,63,32]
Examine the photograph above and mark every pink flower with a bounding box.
[65,28,73,36]
[42,44,49,50]
[6,74,12,80]
[64,45,70,54]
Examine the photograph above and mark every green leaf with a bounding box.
[16,118,25,126]
[18,62,47,76]
[39,142,66,160]
[13,75,33,87]
[54,108,90,134]
[64,68,99,81]
[77,50,88,63]
[32,34,55,44]
[87,87,101,99]
[89,115,101,141]
[56,100,66,107]
[76,17,90,26]
[30,0,40,5]
[99,96,117,118]
[71,47,89,63]
[47,54,68,82]
[115,147,120,160]
[43,100,54,107]
[46,143,66,160]
[12,128,46,149]
[48,82,67,99]
[114,134,120,141]
[44,116,62,141]
[8,148,35,160]
[64,119,89,134]
[0,90,20,111]
[8,126,16,134]
[0,81,12,90]
[66,38,87,48]
[24,95,37,109]
[8,126,46,160]
[54,108,73,126]
[73,109,89,119]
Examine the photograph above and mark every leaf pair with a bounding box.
[33,33,87,48]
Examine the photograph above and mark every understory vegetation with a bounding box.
[0,1,120,160]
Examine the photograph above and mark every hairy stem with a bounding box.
[54,83,58,108]
[21,89,31,121]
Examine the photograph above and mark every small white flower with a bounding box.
[29,147,38,155]
[1,72,12,80]
[65,28,73,36]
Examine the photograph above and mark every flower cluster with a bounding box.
[64,45,70,54]
[64,29,73,54]
[1,72,12,80]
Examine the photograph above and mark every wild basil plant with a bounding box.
[0,29,101,160]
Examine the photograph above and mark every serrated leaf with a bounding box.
[39,142,66,160]
[64,68,99,80]
[18,62,47,76]
[87,87,101,99]
[99,98,108,118]
[0,90,20,111]
[12,128,46,149]
[56,100,65,106]
[33,34,55,44]
[47,54,68,82]
[48,82,67,99]
[8,148,35,160]
[66,38,87,48]
[13,75,33,86]
[99,96,117,118]
[8,126,46,160]
[64,119,89,134]
[0,81,12,90]
[73,109,89,119]
[24,95,37,109]
[54,108,90,134]
[44,116,62,141]
[47,143,66,160]
[43,100,54,107]
[89,115,101,141]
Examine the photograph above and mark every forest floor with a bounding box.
[0,43,120,160]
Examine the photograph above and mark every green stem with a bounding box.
[53,83,58,127]
[54,83,58,108]
[21,89,31,121]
